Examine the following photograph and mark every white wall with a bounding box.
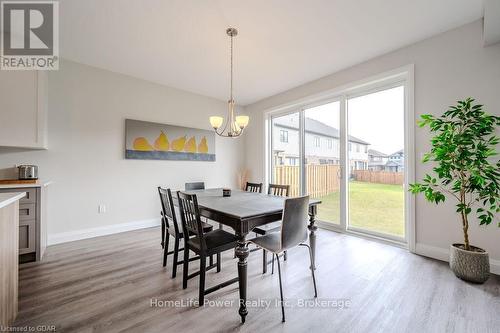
[0,60,245,242]
[243,20,500,266]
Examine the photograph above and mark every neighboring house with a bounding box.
[368,149,389,171]
[272,114,369,170]
[385,149,404,172]
[386,149,404,172]
[367,148,404,172]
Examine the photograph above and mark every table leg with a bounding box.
[308,206,318,270]
[235,235,249,323]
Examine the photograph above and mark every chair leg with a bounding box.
[271,254,275,274]
[216,252,221,273]
[199,255,206,307]
[276,253,286,322]
[182,244,189,289]
[172,238,180,278]
[209,254,214,266]
[262,249,267,274]
[301,244,318,297]
[163,233,170,267]
[161,220,165,249]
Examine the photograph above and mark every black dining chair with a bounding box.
[252,183,290,273]
[249,195,317,322]
[267,183,290,197]
[177,191,239,306]
[245,182,263,193]
[158,187,214,278]
[185,182,205,191]
[184,181,222,229]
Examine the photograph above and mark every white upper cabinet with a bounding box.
[0,70,48,149]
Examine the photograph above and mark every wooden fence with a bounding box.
[352,170,403,185]
[273,165,403,198]
[273,165,340,197]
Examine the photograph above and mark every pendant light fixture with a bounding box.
[209,27,249,137]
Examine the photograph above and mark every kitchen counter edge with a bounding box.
[0,192,26,209]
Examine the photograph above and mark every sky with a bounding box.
[305,85,405,155]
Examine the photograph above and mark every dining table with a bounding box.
[181,188,321,323]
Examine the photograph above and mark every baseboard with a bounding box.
[47,218,161,246]
[415,243,500,275]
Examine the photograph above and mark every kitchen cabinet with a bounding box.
[0,70,48,149]
[0,182,50,263]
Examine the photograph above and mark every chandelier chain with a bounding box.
[230,31,233,101]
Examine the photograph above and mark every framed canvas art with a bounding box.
[125,119,216,161]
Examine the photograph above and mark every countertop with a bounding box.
[0,180,53,189]
[0,192,26,209]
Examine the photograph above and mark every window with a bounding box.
[314,136,320,147]
[279,130,288,143]
[268,69,412,245]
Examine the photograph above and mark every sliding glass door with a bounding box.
[347,86,405,240]
[269,77,409,244]
[304,101,341,225]
[271,112,301,196]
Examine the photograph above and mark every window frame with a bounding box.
[264,65,415,251]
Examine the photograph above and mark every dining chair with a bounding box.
[267,183,290,197]
[177,191,239,306]
[184,182,223,229]
[249,195,317,322]
[185,182,205,191]
[252,183,290,273]
[158,187,214,278]
[245,182,263,193]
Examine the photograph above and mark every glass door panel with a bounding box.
[304,101,341,225]
[347,86,405,238]
[271,112,301,196]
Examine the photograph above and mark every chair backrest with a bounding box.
[280,195,309,250]
[176,191,206,249]
[158,187,181,235]
[268,183,290,197]
[245,182,263,193]
[185,182,205,191]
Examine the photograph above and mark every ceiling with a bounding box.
[59,0,484,105]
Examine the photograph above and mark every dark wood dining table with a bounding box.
[182,188,321,323]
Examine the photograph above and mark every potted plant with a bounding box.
[410,98,499,283]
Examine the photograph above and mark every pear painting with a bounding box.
[171,135,187,152]
[133,137,154,151]
[154,131,169,151]
[126,119,215,161]
[198,136,209,153]
[185,136,197,153]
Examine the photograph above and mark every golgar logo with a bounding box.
[1,0,59,70]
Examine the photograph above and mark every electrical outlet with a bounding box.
[98,204,106,214]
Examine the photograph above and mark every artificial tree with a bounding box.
[410,98,499,251]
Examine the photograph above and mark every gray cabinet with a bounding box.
[0,186,47,263]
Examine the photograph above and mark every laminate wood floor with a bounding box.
[12,227,500,333]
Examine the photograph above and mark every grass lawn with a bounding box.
[315,181,405,237]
